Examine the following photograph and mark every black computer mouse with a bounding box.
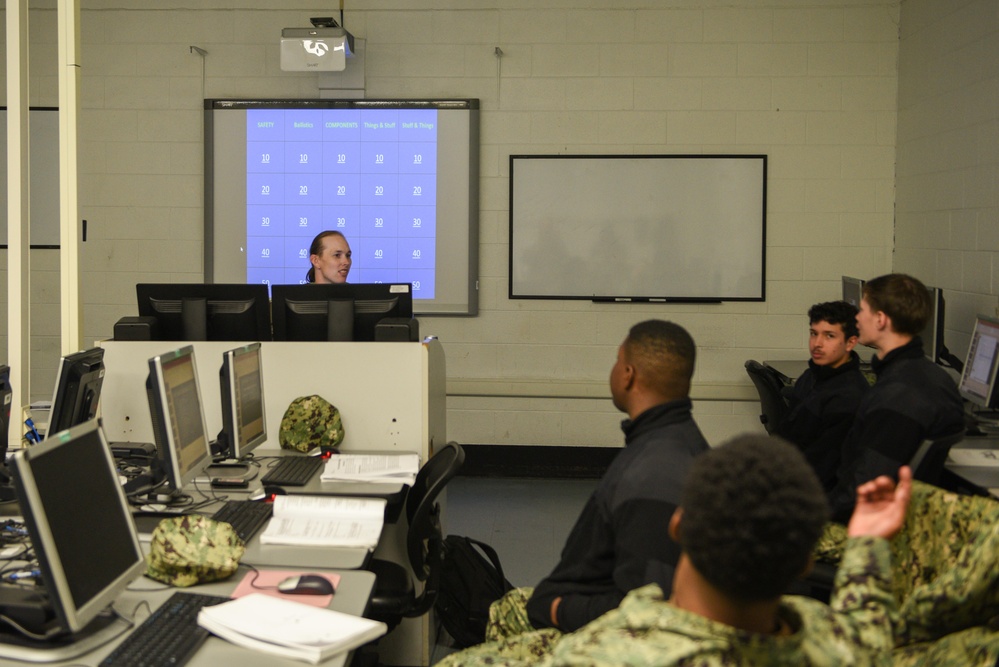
[276,574,336,596]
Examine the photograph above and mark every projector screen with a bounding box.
[509,155,767,302]
[205,99,479,315]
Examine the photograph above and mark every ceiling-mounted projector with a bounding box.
[281,17,354,72]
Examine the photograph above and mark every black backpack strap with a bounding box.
[460,536,512,592]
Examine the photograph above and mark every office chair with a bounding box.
[364,441,465,632]
[909,430,965,486]
[744,360,791,434]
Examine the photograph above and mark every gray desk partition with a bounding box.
[97,340,447,469]
[0,568,375,666]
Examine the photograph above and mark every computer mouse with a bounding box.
[276,574,336,596]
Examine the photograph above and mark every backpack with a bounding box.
[435,535,514,648]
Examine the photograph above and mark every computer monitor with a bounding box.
[143,346,213,499]
[216,342,267,460]
[958,314,999,411]
[271,283,418,342]
[0,366,14,501]
[841,275,865,308]
[47,348,106,436]
[920,286,944,363]
[7,419,144,642]
[136,283,271,342]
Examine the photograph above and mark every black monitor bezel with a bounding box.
[47,348,106,436]
[271,283,415,342]
[10,420,145,634]
[219,342,267,459]
[136,283,271,342]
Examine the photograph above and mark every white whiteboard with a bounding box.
[509,155,766,302]
[0,107,60,247]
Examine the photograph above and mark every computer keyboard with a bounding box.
[99,591,230,667]
[260,456,324,486]
[211,500,273,543]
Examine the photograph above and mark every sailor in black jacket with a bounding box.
[828,274,964,522]
[775,301,870,491]
[524,320,709,633]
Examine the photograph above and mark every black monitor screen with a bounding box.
[11,420,144,634]
[271,283,415,342]
[136,283,271,342]
[48,348,105,436]
[146,346,212,493]
[219,343,266,459]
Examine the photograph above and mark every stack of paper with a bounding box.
[258,495,386,549]
[320,453,420,485]
[198,593,386,664]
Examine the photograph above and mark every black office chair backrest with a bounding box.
[403,441,465,615]
[910,430,965,485]
[744,360,791,434]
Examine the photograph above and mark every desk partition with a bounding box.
[97,339,445,466]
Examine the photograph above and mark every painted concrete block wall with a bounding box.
[894,0,999,362]
[1,1,902,447]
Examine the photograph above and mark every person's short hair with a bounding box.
[623,320,696,398]
[808,301,859,339]
[678,434,829,601]
[862,273,930,336]
[306,230,348,283]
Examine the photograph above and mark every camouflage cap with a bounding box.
[145,515,245,587]
[279,395,344,453]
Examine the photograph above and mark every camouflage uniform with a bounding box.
[279,394,344,452]
[436,537,896,667]
[813,481,999,665]
[145,515,245,587]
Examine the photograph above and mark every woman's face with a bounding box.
[311,234,352,284]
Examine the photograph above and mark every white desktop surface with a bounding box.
[946,437,999,497]
[0,568,375,667]
[253,448,410,500]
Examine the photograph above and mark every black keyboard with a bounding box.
[99,591,229,667]
[260,456,324,486]
[211,500,273,543]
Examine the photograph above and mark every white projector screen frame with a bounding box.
[509,154,767,302]
[205,98,480,316]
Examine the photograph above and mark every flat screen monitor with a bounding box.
[9,420,144,637]
[136,283,271,342]
[958,314,999,410]
[841,275,865,308]
[47,348,106,437]
[145,346,213,497]
[217,342,267,460]
[920,286,944,363]
[271,283,416,342]
[205,98,480,316]
[0,366,13,501]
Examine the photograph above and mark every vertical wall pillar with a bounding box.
[7,0,32,448]
[58,0,82,353]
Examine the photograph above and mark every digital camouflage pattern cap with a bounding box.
[279,394,344,453]
[145,515,245,587]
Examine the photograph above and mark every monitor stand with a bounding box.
[0,591,127,663]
